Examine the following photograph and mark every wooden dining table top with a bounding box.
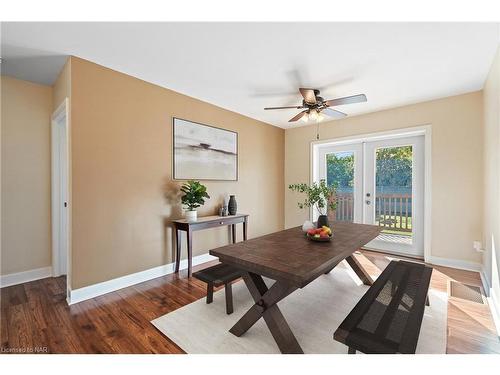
[209,221,381,288]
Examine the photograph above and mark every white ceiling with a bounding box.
[1,22,499,128]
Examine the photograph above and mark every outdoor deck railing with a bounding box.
[375,194,412,232]
[335,193,412,233]
[335,193,355,222]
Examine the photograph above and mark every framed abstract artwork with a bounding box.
[172,117,238,181]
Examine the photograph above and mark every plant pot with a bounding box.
[185,210,197,221]
[317,215,329,228]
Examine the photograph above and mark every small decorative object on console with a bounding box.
[223,197,228,216]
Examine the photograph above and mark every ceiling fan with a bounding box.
[264,88,367,123]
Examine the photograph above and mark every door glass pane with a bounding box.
[326,151,355,222]
[375,146,413,244]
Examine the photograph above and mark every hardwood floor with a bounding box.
[1,251,499,354]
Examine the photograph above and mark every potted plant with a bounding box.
[180,180,210,221]
[289,179,337,228]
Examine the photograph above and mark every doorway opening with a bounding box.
[312,127,430,259]
[51,98,70,297]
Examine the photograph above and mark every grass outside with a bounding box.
[375,214,412,236]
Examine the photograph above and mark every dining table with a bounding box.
[209,221,382,354]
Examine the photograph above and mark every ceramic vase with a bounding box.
[317,214,329,228]
[228,195,237,215]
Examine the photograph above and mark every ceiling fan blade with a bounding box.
[325,94,367,107]
[299,88,317,104]
[264,105,303,110]
[322,108,347,119]
[288,110,308,122]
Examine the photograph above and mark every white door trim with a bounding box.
[51,98,70,286]
[311,124,432,262]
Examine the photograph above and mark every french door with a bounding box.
[317,143,363,223]
[317,135,425,257]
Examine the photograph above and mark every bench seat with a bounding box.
[334,260,433,354]
[193,263,242,314]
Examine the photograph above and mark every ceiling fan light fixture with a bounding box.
[316,111,324,123]
[264,88,367,124]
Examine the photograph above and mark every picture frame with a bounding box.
[172,117,238,181]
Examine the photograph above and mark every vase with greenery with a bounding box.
[288,180,337,228]
[180,180,210,221]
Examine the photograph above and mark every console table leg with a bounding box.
[174,228,181,273]
[172,215,248,277]
[187,228,193,277]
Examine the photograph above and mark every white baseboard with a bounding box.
[489,289,500,337]
[0,267,53,288]
[481,265,500,337]
[426,255,482,272]
[480,267,491,296]
[68,253,216,305]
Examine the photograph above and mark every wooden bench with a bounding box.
[193,263,242,315]
[334,260,433,354]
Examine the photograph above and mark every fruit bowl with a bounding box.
[306,226,333,242]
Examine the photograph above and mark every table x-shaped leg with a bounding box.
[323,254,373,286]
[345,254,373,286]
[229,272,303,354]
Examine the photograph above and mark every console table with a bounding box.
[173,214,249,277]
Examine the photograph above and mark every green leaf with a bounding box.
[288,179,337,216]
[180,180,211,211]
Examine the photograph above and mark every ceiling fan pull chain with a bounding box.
[316,122,320,140]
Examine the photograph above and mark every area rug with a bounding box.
[152,262,447,353]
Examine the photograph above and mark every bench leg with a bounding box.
[348,347,356,354]
[225,283,233,315]
[206,282,214,304]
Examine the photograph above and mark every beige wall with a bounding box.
[1,55,489,287]
[285,92,484,264]
[483,45,500,290]
[69,57,285,289]
[1,76,53,275]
